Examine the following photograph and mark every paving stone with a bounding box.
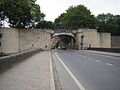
[0,51,50,90]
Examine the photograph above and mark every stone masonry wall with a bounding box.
[0,28,52,54]
[111,36,120,48]
[0,28,19,54]
[99,33,111,48]
[76,29,111,49]
[83,29,100,48]
[18,29,52,52]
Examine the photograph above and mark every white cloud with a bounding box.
[36,0,120,21]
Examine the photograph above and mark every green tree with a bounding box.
[36,21,55,29]
[96,13,119,35]
[114,15,120,35]
[54,5,96,29]
[0,0,45,29]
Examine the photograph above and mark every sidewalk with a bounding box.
[84,50,120,57]
[0,51,53,90]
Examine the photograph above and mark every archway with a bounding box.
[51,33,78,50]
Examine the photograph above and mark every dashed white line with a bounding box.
[95,60,101,63]
[83,56,87,58]
[106,63,113,66]
[76,54,79,55]
[55,53,85,90]
[88,58,93,60]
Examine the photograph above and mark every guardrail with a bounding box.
[87,48,120,53]
[0,49,42,73]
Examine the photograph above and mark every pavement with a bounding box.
[0,51,55,90]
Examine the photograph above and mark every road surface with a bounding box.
[52,50,120,90]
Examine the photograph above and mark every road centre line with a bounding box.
[82,56,87,58]
[88,58,93,60]
[55,53,85,90]
[106,63,113,66]
[95,60,101,63]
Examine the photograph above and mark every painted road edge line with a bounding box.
[50,52,55,90]
[55,52,85,90]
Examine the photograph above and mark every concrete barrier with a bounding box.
[0,49,42,73]
[87,48,120,53]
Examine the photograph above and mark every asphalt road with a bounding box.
[52,50,120,90]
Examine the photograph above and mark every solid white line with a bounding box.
[55,53,85,90]
[50,53,55,90]
[106,63,113,66]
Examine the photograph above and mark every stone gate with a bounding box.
[0,28,111,55]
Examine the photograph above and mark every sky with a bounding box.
[36,0,120,22]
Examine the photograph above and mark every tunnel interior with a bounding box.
[51,34,77,50]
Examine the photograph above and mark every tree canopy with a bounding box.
[96,13,120,35]
[0,0,45,29]
[54,5,96,29]
[35,21,55,29]
[0,2,120,35]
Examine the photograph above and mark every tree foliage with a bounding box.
[96,13,120,35]
[0,0,45,29]
[54,5,96,29]
[36,21,55,29]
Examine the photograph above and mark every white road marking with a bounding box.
[50,53,55,90]
[55,53,85,90]
[95,60,101,63]
[83,56,87,58]
[106,63,113,66]
[88,58,93,60]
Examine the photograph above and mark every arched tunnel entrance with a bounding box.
[51,33,78,50]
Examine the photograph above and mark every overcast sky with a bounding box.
[37,0,120,21]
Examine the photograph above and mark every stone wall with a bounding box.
[76,29,111,49]
[18,29,52,52]
[99,33,111,48]
[111,36,120,48]
[83,29,100,48]
[0,28,19,54]
[0,28,52,55]
[0,28,112,54]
